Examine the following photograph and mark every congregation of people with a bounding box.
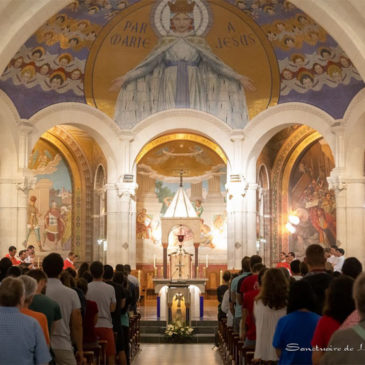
[0,245,140,365]
[217,244,365,365]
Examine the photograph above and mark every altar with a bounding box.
[153,175,207,324]
[153,278,207,323]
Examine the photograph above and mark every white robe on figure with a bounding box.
[114,33,249,129]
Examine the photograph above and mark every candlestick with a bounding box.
[137,269,141,284]
[153,254,156,268]
[154,266,158,277]
[191,261,193,279]
[37,257,40,268]
[219,269,223,285]
[206,254,208,268]
[203,266,206,278]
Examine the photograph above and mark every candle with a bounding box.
[153,254,156,268]
[206,254,208,268]
[219,269,223,285]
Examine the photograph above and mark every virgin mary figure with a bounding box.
[111,0,255,129]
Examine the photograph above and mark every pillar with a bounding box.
[194,243,199,278]
[105,179,137,268]
[162,242,168,278]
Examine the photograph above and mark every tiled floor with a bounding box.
[139,298,219,320]
[133,344,223,365]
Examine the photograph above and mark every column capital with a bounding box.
[16,175,36,194]
[104,177,138,200]
[18,121,34,135]
[118,130,134,142]
[230,130,245,142]
[330,121,345,135]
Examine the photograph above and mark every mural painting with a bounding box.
[288,139,335,257]
[135,137,227,264]
[0,0,363,121]
[27,139,73,253]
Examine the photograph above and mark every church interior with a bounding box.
[0,0,365,364]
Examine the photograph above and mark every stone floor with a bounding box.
[133,344,223,365]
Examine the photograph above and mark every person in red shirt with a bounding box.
[311,275,355,365]
[5,245,21,265]
[242,267,267,347]
[63,251,77,270]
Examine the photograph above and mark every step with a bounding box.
[140,333,215,344]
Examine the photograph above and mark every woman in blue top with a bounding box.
[273,280,321,365]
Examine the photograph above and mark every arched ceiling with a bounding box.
[0,0,363,128]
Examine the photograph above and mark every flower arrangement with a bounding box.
[164,321,194,342]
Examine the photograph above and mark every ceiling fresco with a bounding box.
[138,138,225,181]
[0,0,363,125]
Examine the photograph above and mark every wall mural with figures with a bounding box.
[288,139,335,257]
[0,0,362,122]
[27,139,73,253]
[136,137,227,265]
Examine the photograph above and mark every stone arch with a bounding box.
[243,103,336,181]
[130,109,233,173]
[28,102,120,180]
[0,90,20,175]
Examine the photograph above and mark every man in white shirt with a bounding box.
[333,248,345,272]
[87,261,116,365]
[43,253,84,365]
[327,245,338,268]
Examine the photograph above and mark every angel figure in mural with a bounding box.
[110,0,255,129]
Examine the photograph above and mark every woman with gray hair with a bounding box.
[19,275,50,345]
[321,272,365,365]
[0,277,51,365]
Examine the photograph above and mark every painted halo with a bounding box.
[152,0,211,37]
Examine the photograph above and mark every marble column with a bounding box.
[105,179,138,268]
[190,182,203,202]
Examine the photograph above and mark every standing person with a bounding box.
[321,273,365,365]
[19,275,50,345]
[63,251,76,270]
[327,245,338,267]
[231,256,251,333]
[5,245,21,265]
[76,278,99,350]
[113,270,131,365]
[124,264,139,313]
[311,275,355,365]
[290,260,302,280]
[221,274,236,328]
[253,268,288,363]
[217,270,230,320]
[302,244,333,315]
[27,269,62,335]
[0,257,12,282]
[18,249,28,264]
[0,277,51,365]
[241,267,267,348]
[333,247,345,272]
[87,261,116,365]
[43,253,84,365]
[273,280,320,365]
[25,245,36,265]
[104,265,127,365]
